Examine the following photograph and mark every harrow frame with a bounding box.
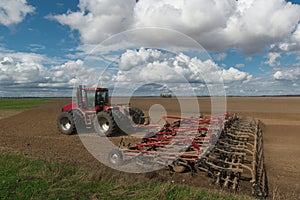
[109,114,268,198]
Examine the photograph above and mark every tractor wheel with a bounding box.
[130,107,145,124]
[57,112,76,135]
[111,109,131,133]
[94,111,118,137]
[108,149,123,166]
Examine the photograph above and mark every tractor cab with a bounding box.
[76,85,109,111]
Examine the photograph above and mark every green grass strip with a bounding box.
[0,153,253,200]
[0,98,51,110]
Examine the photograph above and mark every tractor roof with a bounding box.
[85,87,108,91]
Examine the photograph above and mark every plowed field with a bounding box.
[1,97,299,199]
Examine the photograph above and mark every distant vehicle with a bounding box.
[160,93,172,98]
[160,86,172,98]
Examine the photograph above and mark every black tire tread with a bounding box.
[94,110,118,137]
[130,107,145,124]
[57,111,76,135]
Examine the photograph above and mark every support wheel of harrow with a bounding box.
[108,149,123,166]
[57,112,76,135]
[94,110,118,137]
[170,164,187,173]
[170,160,188,173]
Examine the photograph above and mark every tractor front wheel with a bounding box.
[57,112,76,135]
[73,109,85,133]
[94,111,118,137]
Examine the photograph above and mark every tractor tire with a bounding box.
[57,112,76,135]
[130,107,145,124]
[73,109,85,133]
[111,109,128,132]
[94,111,118,137]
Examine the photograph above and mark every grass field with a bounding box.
[0,153,249,200]
[0,98,51,110]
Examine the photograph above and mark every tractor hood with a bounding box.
[61,102,76,112]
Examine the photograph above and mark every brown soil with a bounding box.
[0,110,22,120]
[0,97,300,199]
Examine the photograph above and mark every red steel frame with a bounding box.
[119,114,230,163]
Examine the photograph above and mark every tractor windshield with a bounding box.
[95,90,108,105]
[83,89,109,109]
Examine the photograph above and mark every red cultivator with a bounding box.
[108,114,268,198]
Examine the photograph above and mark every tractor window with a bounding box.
[96,91,108,105]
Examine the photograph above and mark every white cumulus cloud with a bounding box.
[264,52,281,67]
[116,48,252,84]
[49,0,136,44]
[0,54,99,92]
[221,67,252,83]
[274,68,300,81]
[0,0,35,26]
[51,0,300,54]
[43,60,98,87]
[268,21,300,55]
[0,56,45,84]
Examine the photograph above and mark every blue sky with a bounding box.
[0,0,79,60]
[0,0,300,97]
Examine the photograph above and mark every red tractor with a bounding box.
[57,85,145,136]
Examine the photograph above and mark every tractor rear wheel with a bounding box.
[130,107,145,124]
[57,112,76,135]
[94,111,118,137]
